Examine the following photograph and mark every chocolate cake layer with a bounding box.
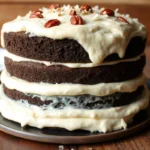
[3,85,143,109]
[4,32,146,63]
[5,56,145,84]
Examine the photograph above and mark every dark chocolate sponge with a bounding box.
[5,56,145,84]
[3,85,143,109]
[4,32,146,63]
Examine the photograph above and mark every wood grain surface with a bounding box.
[0,48,149,150]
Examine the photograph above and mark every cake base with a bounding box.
[0,106,149,144]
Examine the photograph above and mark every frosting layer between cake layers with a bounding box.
[5,51,145,68]
[0,85,149,132]
[1,70,146,96]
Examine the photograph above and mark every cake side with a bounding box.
[5,56,145,84]
[3,32,146,63]
[3,85,144,109]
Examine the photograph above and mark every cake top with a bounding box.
[1,4,147,64]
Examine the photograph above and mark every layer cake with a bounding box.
[0,5,149,133]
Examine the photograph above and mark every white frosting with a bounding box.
[6,51,145,68]
[0,85,149,132]
[0,48,5,71]
[1,70,146,96]
[1,5,147,64]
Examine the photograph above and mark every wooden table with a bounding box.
[0,47,150,150]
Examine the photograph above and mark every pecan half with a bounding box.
[70,16,84,25]
[30,10,43,18]
[44,19,61,28]
[49,4,60,9]
[117,16,129,23]
[80,5,93,13]
[100,9,114,16]
[69,10,76,16]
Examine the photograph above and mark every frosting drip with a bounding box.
[1,70,146,96]
[1,5,147,64]
[0,85,149,132]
